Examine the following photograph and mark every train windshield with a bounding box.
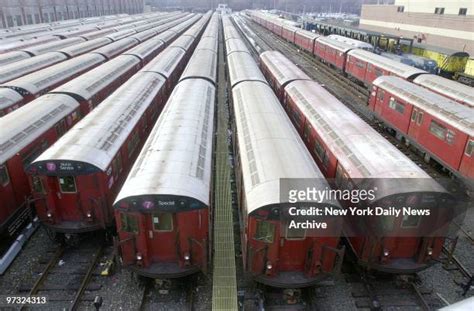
[152,213,173,232]
[58,176,76,193]
[254,221,275,243]
[120,213,138,233]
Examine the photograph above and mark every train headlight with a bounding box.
[86,212,92,218]
[383,249,390,257]
[136,253,143,261]
[46,211,52,218]
[184,253,191,265]
[427,248,433,256]
[265,261,273,275]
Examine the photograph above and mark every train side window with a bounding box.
[0,165,10,186]
[152,213,173,232]
[377,89,384,101]
[58,176,76,193]
[465,140,474,157]
[112,153,123,174]
[429,120,446,140]
[446,130,456,145]
[121,213,138,233]
[388,98,405,114]
[401,215,421,228]
[313,139,329,168]
[254,221,275,243]
[127,132,140,158]
[286,226,306,240]
[32,176,44,193]
[417,112,423,125]
[303,123,311,141]
[411,109,417,122]
[55,119,67,136]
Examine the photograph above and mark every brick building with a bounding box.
[359,0,474,55]
[0,0,145,28]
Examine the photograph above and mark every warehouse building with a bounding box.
[359,0,474,55]
[0,0,145,28]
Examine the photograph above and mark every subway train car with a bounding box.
[370,76,474,180]
[113,12,217,279]
[224,19,344,288]
[0,20,202,241]
[259,50,455,273]
[0,94,81,238]
[26,21,204,235]
[27,72,167,234]
[413,74,474,109]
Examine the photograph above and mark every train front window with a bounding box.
[254,221,275,243]
[0,165,10,186]
[121,214,138,233]
[32,176,44,193]
[152,213,173,232]
[286,226,305,240]
[58,176,76,193]
[401,215,421,228]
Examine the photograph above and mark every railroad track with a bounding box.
[139,277,195,311]
[345,267,442,311]
[19,240,104,310]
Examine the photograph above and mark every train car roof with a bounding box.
[223,23,241,41]
[122,37,165,61]
[179,49,217,85]
[51,55,140,102]
[0,87,23,111]
[31,72,166,173]
[129,28,158,42]
[22,37,85,56]
[3,54,105,96]
[295,29,320,40]
[107,28,137,41]
[59,37,112,58]
[226,38,250,55]
[260,50,311,88]
[0,51,31,67]
[114,79,215,208]
[0,52,68,84]
[90,37,138,59]
[196,37,218,53]
[327,34,374,50]
[141,47,186,79]
[287,80,435,179]
[348,49,426,79]
[0,94,79,164]
[168,35,195,52]
[374,76,474,136]
[232,81,335,215]
[227,51,268,88]
[80,28,116,41]
[316,36,354,53]
[440,296,474,310]
[413,74,474,108]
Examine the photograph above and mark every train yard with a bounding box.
[0,7,472,311]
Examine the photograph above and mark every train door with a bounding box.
[459,138,474,178]
[146,212,177,262]
[407,108,424,141]
[54,175,82,221]
[374,88,385,115]
[278,226,307,272]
